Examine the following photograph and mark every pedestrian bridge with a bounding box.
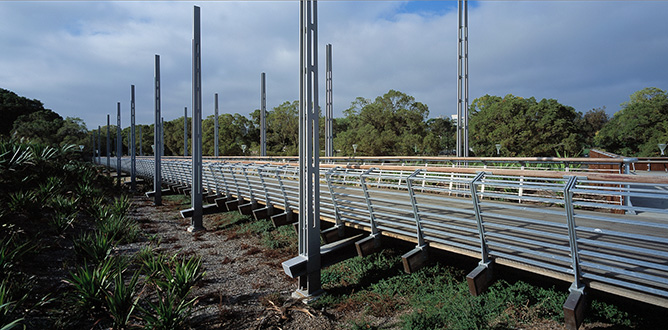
[98,155,668,321]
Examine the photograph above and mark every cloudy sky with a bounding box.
[1,1,667,130]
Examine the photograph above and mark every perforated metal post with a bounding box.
[260,72,267,156]
[189,5,204,232]
[457,0,469,157]
[106,115,110,169]
[97,126,101,165]
[184,107,188,157]
[214,93,219,157]
[130,85,136,191]
[139,126,142,156]
[153,54,162,206]
[296,0,321,297]
[116,102,121,188]
[325,43,333,159]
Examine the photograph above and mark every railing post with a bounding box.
[325,167,343,227]
[466,171,494,296]
[406,169,426,248]
[563,175,587,330]
[360,168,379,237]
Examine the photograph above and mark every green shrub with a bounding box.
[66,258,117,316]
[98,214,140,244]
[104,268,141,330]
[73,231,116,264]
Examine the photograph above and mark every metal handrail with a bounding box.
[101,157,668,307]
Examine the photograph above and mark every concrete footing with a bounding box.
[401,244,429,274]
[564,287,587,330]
[355,234,382,257]
[466,260,495,296]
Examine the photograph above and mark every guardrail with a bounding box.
[100,156,668,314]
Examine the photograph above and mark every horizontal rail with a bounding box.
[102,156,668,308]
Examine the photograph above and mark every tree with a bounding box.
[0,88,47,137]
[334,90,430,156]
[595,87,668,156]
[580,107,609,147]
[469,94,584,157]
[11,109,64,145]
[267,101,299,155]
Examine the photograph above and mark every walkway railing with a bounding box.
[102,156,668,309]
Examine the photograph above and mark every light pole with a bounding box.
[352,144,358,157]
[241,144,247,155]
[495,144,501,155]
[659,143,666,156]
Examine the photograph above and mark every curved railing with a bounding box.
[101,156,668,308]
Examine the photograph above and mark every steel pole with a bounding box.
[214,93,219,157]
[325,43,333,159]
[184,107,188,157]
[116,102,121,187]
[97,126,101,165]
[296,0,321,297]
[154,54,162,205]
[261,72,267,156]
[189,5,204,232]
[130,85,136,191]
[106,114,110,169]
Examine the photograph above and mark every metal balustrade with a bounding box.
[99,156,668,309]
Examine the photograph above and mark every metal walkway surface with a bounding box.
[101,156,668,309]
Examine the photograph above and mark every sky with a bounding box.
[1,1,668,130]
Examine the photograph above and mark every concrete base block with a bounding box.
[402,244,429,274]
[238,201,256,215]
[564,288,587,330]
[355,234,382,258]
[271,211,294,227]
[321,225,346,244]
[252,206,274,221]
[466,260,495,296]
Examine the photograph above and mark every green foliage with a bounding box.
[595,87,668,156]
[0,88,47,137]
[138,288,196,330]
[104,268,141,330]
[66,258,117,316]
[469,94,584,157]
[73,231,116,264]
[49,211,77,235]
[0,280,26,330]
[7,190,38,215]
[98,214,140,244]
[0,236,33,279]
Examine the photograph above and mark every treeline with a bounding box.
[2,87,667,157]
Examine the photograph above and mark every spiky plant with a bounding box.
[104,268,141,330]
[73,231,116,264]
[65,258,116,316]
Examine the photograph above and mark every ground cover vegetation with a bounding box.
[3,86,667,158]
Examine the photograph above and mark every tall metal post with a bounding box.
[214,93,219,157]
[457,0,469,157]
[325,43,333,159]
[130,85,136,191]
[297,0,321,297]
[189,5,204,232]
[154,54,162,206]
[139,126,142,156]
[161,117,164,156]
[260,72,267,156]
[106,114,110,169]
[184,107,188,157]
[97,126,101,165]
[116,102,122,187]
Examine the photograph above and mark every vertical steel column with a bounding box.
[325,43,333,159]
[106,115,110,169]
[130,85,136,191]
[260,72,267,156]
[189,5,204,232]
[184,107,188,157]
[116,102,122,187]
[456,0,469,157]
[139,126,143,156]
[90,132,94,161]
[97,126,101,165]
[161,117,164,156]
[470,172,489,263]
[297,0,321,297]
[154,54,162,206]
[214,93,219,158]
